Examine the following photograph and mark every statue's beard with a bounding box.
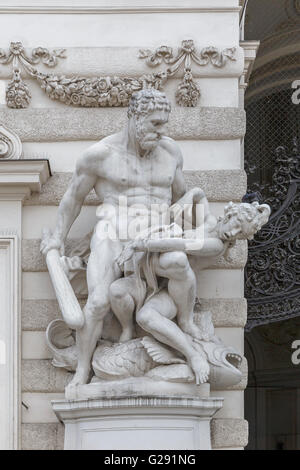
[136,119,159,152]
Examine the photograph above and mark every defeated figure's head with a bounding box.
[127,89,171,152]
[218,201,271,241]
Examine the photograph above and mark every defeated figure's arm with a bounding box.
[135,237,225,257]
[116,236,226,269]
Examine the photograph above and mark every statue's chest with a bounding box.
[102,152,176,188]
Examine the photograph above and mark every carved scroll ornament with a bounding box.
[0,123,22,159]
[0,40,237,109]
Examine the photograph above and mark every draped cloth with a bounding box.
[65,188,201,300]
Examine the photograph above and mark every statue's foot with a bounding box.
[180,320,209,341]
[119,327,134,343]
[69,367,90,387]
[189,354,210,385]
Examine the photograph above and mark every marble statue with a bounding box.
[41,89,270,394]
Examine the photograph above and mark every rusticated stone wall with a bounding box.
[0,0,251,450]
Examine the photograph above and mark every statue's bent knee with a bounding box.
[85,297,110,321]
[136,307,153,330]
[109,282,126,301]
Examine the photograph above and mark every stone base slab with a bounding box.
[64,377,210,400]
[65,377,210,400]
[52,395,223,450]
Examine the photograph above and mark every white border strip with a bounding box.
[0,233,20,450]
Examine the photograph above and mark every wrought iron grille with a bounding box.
[244,0,300,330]
[244,140,300,331]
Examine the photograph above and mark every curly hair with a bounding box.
[223,201,271,239]
[127,89,171,119]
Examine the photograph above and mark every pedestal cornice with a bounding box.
[52,395,224,421]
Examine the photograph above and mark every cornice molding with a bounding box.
[0,1,241,14]
[0,159,51,199]
[240,40,260,89]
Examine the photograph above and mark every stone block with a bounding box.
[21,423,64,450]
[211,418,248,448]
[0,107,246,142]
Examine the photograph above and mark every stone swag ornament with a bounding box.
[139,40,237,107]
[0,41,66,108]
[0,40,237,109]
[40,89,270,399]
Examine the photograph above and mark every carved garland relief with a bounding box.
[0,40,237,109]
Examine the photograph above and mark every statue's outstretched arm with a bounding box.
[41,152,97,255]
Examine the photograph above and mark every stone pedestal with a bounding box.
[52,395,223,450]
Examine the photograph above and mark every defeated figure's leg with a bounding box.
[154,251,205,341]
[70,237,122,386]
[109,275,144,342]
[136,290,210,384]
